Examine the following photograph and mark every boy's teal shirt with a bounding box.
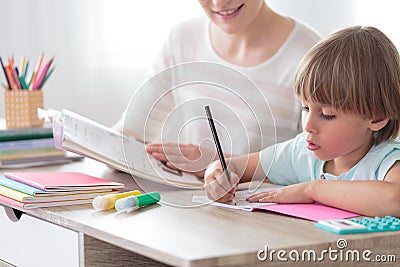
[260,133,400,185]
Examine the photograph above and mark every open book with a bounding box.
[38,108,203,189]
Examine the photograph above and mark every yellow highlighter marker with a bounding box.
[92,190,141,211]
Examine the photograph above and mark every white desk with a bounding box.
[1,159,399,267]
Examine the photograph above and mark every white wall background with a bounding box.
[0,0,399,126]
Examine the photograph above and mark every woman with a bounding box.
[116,0,320,177]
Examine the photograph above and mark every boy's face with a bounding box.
[301,101,374,164]
[198,0,264,34]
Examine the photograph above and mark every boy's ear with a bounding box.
[369,118,389,131]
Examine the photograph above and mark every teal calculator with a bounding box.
[315,216,400,234]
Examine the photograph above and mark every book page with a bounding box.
[192,185,282,211]
[59,109,203,188]
[62,110,128,166]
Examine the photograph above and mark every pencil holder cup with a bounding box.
[4,90,44,128]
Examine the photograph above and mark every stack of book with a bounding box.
[0,172,124,209]
[0,121,82,168]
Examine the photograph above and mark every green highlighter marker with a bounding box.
[115,192,161,212]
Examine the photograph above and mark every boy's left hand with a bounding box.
[246,181,315,204]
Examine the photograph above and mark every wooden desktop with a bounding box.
[0,158,399,267]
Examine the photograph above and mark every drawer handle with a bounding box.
[4,207,23,222]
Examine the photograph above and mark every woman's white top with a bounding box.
[119,16,321,156]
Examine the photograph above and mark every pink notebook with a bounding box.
[254,203,359,221]
[4,172,124,192]
[193,193,359,222]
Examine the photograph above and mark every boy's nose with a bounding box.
[302,113,317,134]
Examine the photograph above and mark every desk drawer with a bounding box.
[0,205,79,267]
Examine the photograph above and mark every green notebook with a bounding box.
[0,126,53,142]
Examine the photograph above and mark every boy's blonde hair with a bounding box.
[295,26,400,145]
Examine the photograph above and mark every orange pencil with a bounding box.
[30,53,44,90]
[8,58,21,89]
[4,65,16,90]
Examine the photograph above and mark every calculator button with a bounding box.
[315,216,400,234]
[362,218,371,224]
[377,224,388,230]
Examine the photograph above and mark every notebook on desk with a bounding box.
[0,194,94,209]
[0,184,114,203]
[0,175,115,196]
[0,172,123,209]
[3,172,124,191]
[192,186,359,221]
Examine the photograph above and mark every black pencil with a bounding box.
[0,57,11,90]
[205,105,231,183]
[205,105,236,205]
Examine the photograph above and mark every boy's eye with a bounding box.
[301,106,336,120]
[320,113,336,121]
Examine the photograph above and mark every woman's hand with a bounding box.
[247,181,315,204]
[204,161,240,203]
[146,143,221,178]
